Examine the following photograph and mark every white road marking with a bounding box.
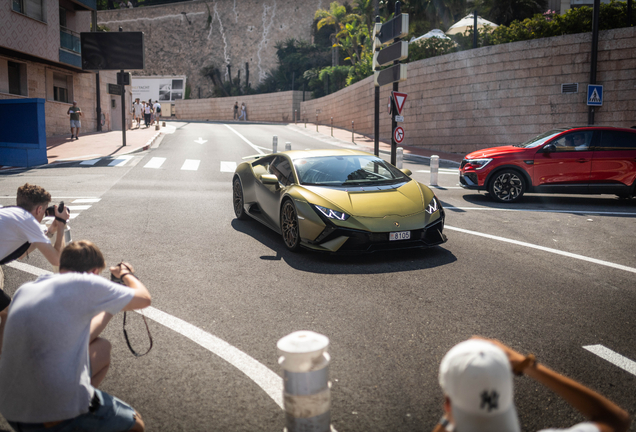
[429,186,464,189]
[583,345,636,376]
[446,206,636,217]
[224,124,265,155]
[72,198,101,203]
[194,138,208,144]
[80,158,101,166]
[108,155,134,167]
[67,205,91,211]
[4,261,284,410]
[144,157,166,169]
[181,159,200,171]
[58,154,102,161]
[445,225,636,274]
[220,161,237,172]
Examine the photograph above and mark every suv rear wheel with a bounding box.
[489,170,526,203]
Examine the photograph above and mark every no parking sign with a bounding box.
[394,126,404,144]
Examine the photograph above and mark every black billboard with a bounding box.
[80,32,144,70]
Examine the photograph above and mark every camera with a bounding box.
[45,201,65,217]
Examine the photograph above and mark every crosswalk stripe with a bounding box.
[67,205,91,211]
[144,157,166,169]
[108,155,134,167]
[181,159,200,171]
[583,345,636,376]
[72,199,101,203]
[80,158,101,166]
[220,161,237,172]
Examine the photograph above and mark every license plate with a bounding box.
[389,231,411,241]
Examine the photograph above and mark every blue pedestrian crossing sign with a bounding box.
[587,85,603,106]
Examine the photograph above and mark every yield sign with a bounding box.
[394,126,404,144]
[392,91,407,115]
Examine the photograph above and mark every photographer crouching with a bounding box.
[0,183,70,352]
[0,240,151,432]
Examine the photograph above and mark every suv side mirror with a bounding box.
[543,143,556,153]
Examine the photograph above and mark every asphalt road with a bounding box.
[1,121,635,432]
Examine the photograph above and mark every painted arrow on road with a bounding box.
[194,138,208,144]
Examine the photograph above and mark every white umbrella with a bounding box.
[409,29,451,44]
[446,14,498,35]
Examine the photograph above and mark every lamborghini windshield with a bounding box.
[294,155,410,186]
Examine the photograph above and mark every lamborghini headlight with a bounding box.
[313,204,350,221]
[426,196,440,215]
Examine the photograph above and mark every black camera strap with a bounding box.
[112,264,153,357]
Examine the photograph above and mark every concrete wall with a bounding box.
[175,90,306,123]
[301,27,636,155]
[98,0,324,100]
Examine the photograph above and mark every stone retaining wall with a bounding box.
[301,27,636,155]
[175,90,306,122]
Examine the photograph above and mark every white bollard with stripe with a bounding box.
[396,147,403,169]
[278,331,331,432]
[273,136,278,153]
[285,142,292,151]
[430,155,439,186]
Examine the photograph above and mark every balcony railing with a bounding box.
[60,27,80,53]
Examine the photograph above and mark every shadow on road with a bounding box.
[231,219,457,274]
[459,192,636,217]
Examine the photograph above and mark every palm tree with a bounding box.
[315,2,348,66]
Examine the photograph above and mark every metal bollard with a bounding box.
[351,121,354,143]
[278,331,331,432]
[396,147,404,169]
[316,114,318,132]
[430,155,439,186]
[285,142,291,151]
[295,110,297,124]
[330,117,333,137]
[273,136,278,153]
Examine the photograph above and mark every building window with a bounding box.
[13,0,45,22]
[4,61,28,96]
[53,73,69,103]
[59,7,67,27]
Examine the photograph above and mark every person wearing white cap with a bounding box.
[435,338,630,432]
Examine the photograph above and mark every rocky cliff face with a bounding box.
[98,0,325,98]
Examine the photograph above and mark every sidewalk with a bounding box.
[0,124,164,171]
[289,123,464,166]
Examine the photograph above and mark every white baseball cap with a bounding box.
[439,339,520,432]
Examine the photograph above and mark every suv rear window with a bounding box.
[598,131,636,150]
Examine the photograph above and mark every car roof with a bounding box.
[564,126,636,132]
[278,149,375,161]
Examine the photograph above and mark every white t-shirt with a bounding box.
[0,207,49,262]
[153,102,161,113]
[539,422,600,432]
[0,273,134,423]
[133,102,142,116]
[144,104,152,114]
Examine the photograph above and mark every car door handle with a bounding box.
[577,158,588,163]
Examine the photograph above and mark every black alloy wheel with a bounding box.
[489,170,526,203]
[281,200,301,251]
[233,177,249,220]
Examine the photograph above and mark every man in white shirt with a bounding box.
[0,183,69,351]
[153,101,161,125]
[0,240,151,431]
[434,338,630,432]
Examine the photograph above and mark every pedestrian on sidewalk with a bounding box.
[153,101,161,124]
[0,240,151,432]
[132,99,142,129]
[233,101,239,120]
[238,102,246,121]
[0,183,70,353]
[434,337,630,432]
[143,101,153,128]
[67,101,82,140]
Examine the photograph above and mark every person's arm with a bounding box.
[79,109,83,117]
[90,311,113,342]
[109,262,151,311]
[484,338,631,432]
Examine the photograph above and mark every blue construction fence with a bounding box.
[0,98,48,168]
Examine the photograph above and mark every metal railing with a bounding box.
[60,27,81,53]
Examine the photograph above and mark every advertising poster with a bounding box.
[132,76,186,102]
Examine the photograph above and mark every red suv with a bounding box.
[459,126,636,203]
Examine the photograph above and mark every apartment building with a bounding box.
[0,0,127,136]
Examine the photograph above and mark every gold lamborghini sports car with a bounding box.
[232,149,447,253]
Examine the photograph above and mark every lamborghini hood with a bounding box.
[304,181,425,217]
